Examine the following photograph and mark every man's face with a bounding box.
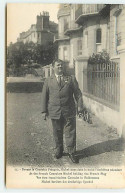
[53,61,64,75]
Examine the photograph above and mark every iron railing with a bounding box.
[83,62,120,109]
[75,4,105,20]
[75,5,82,20]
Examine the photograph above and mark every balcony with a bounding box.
[64,21,82,35]
[54,33,70,42]
[75,4,105,24]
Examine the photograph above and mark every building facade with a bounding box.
[55,4,125,72]
[109,4,125,60]
[17,12,58,45]
[55,4,125,136]
[54,4,110,71]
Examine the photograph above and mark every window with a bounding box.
[116,14,121,47]
[113,4,122,55]
[83,30,88,56]
[63,47,68,60]
[77,39,82,56]
[96,28,102,53]
[38,33,40,38]
[48,68,50,77]
[85,31,88,48]
[96,28,101,44]
[113,8,121,54]
[64,18,69,32]
[58,48,61,59]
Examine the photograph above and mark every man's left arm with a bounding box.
[71,75,84,112]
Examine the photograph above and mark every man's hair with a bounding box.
[52,59,64,67]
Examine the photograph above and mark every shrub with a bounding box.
[88,50,110,64]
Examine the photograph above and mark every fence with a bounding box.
[83,62,120,109]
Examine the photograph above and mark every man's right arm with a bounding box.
[41,78,49,118]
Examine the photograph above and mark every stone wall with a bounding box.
[83,94,120,134]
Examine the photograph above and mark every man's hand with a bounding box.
[41,112,47,120]
[77,106,83,113]
[77,106,86,116]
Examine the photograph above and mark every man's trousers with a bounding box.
[51,114,76,154]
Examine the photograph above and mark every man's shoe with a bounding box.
[69,153,79,163]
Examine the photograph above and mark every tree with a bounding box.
[32,42,58,66]
[7,41,58,68]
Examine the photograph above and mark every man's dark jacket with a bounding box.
[41,74,83,119]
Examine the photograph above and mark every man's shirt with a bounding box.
[55,73,63,87]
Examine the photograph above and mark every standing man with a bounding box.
[41,59,83,163]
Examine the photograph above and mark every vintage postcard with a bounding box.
[6,3,125,188]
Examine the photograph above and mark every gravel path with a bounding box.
[6,93,125,168]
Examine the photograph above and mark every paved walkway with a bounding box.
[7,93,125,168]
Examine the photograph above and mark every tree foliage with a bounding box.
[7,41,58,68]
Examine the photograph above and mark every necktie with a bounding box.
[58,76,62,87]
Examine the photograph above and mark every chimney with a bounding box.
[42,11,50,30]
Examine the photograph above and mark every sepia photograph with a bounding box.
[6,2,125,188]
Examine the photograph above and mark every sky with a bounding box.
[7,3,59,45]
